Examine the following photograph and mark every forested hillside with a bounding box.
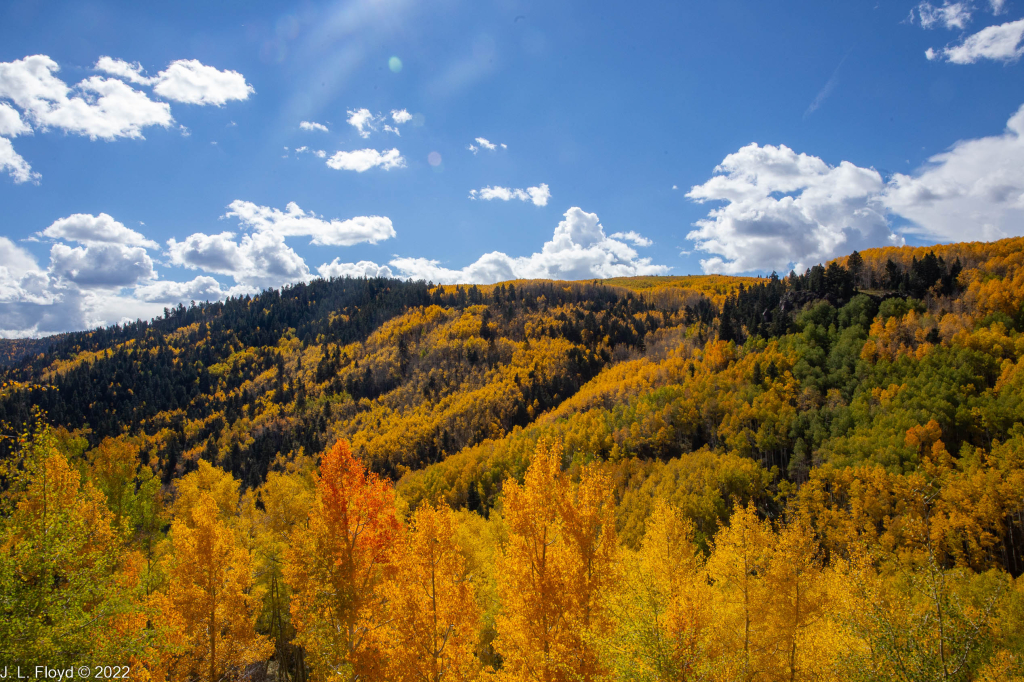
[2,238,1024,680]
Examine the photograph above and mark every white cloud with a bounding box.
[1,216,254,336]
[389,207,669,284]
[149,59,254,106]
[609,231,653,247]
[0,137,38,184]
[317,259,394,279]
[927,18,1024,62]
[133,276,229,303]
[884,103,1024,241]
[686,143,900,274]
[41,212,159,248]
[469,183,550,206]
[467,136,506,154]
[991,0,1006,13]
[0,56,173,140]
[347,108,377,137]
[166,230,310,290]
[346,108,410,138]
[224,200,396,246]
[300,120,329,132]
[0,102,30,137]
[0,237,50,303]
[914,2,973,29]
[49,242,156,288]
[94,57,151,85]
[326,148,405,172]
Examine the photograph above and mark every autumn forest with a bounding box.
[2,238,1024,681]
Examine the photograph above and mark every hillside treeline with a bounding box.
[2,237,1024,679]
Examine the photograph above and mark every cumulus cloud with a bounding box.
[41,212,158,248]
[317,259,394,279]
[49,242,156,288]
[884,103,1024,241]
[345,108,410,138]
[0,137,38,184]
[469,183,550,206]
[166,230,310,290]
[0,237,50,303]
[0,56,173,140]
[1,216,262,336]
[224,200,396,246]
[294,146,326,158]
[686,102,1024,272]
[0,54,252,184]
[926,18,1024,62]
[913,1,973,29]
[609,231,653,247]
[467,136,507,154]
[686,143,900,274]
[388,207,669,284]
[0,102,30,137]
[300,120,329,132]
[133,276,230,303]
[152,59,254,105]
[93,57,151,85]
[96,57,254,106]
[326,148,405,172]
[346,108,377,137]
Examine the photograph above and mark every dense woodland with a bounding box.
[2,238,1024,680]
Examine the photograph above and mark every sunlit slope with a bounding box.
[2,236,1024,515]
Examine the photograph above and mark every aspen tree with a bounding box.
[0,432,148,665]
[494,439,616,682]
[383,503,483,681]
[284,439,400,681]
[156,493,271,681]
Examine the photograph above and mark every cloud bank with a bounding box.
[686,103,1024,272]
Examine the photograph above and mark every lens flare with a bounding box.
[427,151,442,167]
[389,56,403,72]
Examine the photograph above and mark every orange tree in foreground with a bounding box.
[284,439,401,681]
[494,439,617,682]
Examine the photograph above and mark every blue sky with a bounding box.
[2,0,1023,335]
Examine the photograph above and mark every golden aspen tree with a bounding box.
[705,502,774,682]
[383,503,484,681]
[602,499,716,681]
[759,518,832,682]
[172,458,242,524]
[155,492,271,681]
[284,439,401,682]
[0,428,149,665]
[253,468,315,680]
[494,439,616,682]
[87,435,141,528]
